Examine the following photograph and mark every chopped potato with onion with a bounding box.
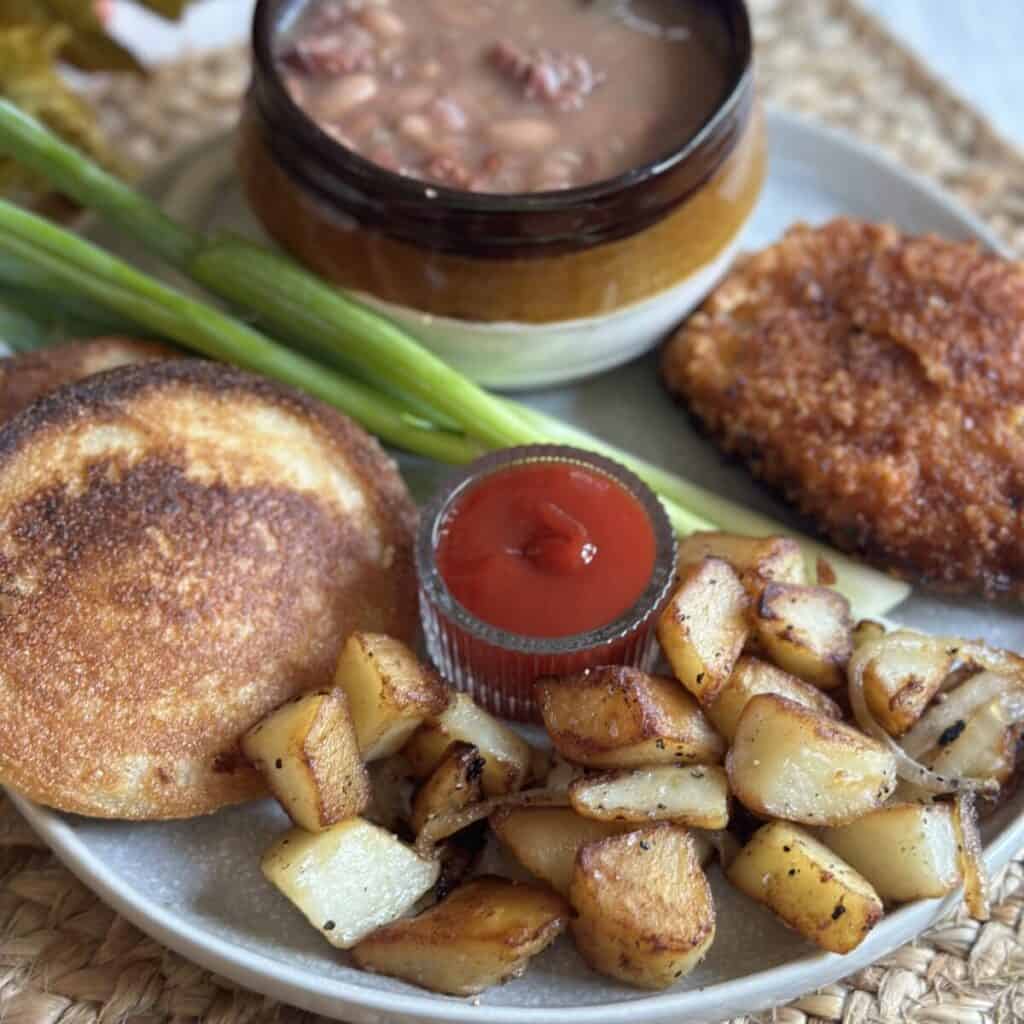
[727,694,897,825]
[657,558,750,706]
[675,531,805,597]
[334,632,450,761]
[570,826,715,989]
[241,689,369,833]
[402,692,532,796]
[262,819,439,949]
[535,667,724,768]
[410,741,485,836]
[727,821,883,954]
[926,698,1017,788]
[352,876,569,996]
[752,582,852,690]
[569,765,729,830]
[860,632,955,737]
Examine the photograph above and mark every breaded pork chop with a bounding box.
[0,359,417,818]
[0,337,170,423]
[663,218,1024,597]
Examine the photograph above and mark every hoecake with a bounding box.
[662,218,1024,596]
[0,336,170,423]
[0,359,417,819]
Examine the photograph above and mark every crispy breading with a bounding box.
[0,359,417,819]
[663,218,1024,597]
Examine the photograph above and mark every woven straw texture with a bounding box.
[4,1,1024,1021]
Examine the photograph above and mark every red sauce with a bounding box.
[436,462,656,638]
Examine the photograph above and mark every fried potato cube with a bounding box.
[490,806,638,896]
[927,698,1016,786]
[676,531,805,597]
[706,655,842,742]
[862,639,954,737]
[727,694,896,826]
[569,765,729,830]
[410,741,485,836]
[352,876,569,996]
[334,633,450,762]
[727,821,883,954]
[535,667,724,769]
[752,583,853,690]
[657,558,749,706]
[821,803,961,904]
[241,689,369,832]
[570,826,715,989]
[402,692,532,796]
[262,818,439,949]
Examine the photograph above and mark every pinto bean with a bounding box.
[489,118,559,151]
[394,84,435,111]
[314,74,379,120]
[360,7,405,39]
[398,114,432,144]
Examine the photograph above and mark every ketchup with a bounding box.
[436,462,657,638]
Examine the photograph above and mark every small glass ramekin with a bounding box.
[416,445,677,722]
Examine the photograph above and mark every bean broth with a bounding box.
[278,0,733,193]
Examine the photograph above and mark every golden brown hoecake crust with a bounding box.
[662,218,1024,597]
[0,359,417,818]
[0,337,171,424]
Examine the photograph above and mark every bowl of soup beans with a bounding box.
[240,0,762,389]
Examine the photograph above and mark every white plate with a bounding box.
[9,107,1024,1024]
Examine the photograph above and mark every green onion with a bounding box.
[190,238,537,451]
[0,200,482,467]
[0,100,911,617]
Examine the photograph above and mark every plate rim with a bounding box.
[11,105,1021,1024]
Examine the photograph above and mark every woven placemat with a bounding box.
[4,2,1024,1022]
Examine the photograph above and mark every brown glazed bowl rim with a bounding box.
[249,0,755,254]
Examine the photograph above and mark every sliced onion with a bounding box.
[902,671,1024,757]
[848,632,999,796]
[414,787,569,857]
[952,793,990,921]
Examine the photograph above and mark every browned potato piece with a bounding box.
[569,765,729,829]
[241,689,369,832]
[727,694,897,825]
[676,531,805,598]
[752,583,853,690]
[727,821,883,955]
[570,826,715,989]
[821,803,961,903]
[352,876,569,996]
[535,667,725,769]
[707,656,842,742]
[862,638,954,737]
[657,558,750,706]
[490,806,638,896]
[334,633,450,761]
[410,741,485,836]
[927,698,1016,786]
[402,692,532,796]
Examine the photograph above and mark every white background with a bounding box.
[110,0,1024,150]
